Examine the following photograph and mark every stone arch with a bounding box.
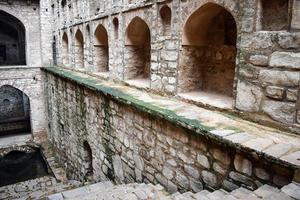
[125,17,151,81]
[62,32,69,66]
[75,29,84,69]
[0,10,26,66]
[94,24,109,72]
[0,85,31,135]
[83,141,93,180]
[178,3,237,106]
[160,5,172,36]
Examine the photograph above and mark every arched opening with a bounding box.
[113,17,119,39]
[179,3,237,108]
[94,25,109,72]
[83,141,93,181]
[160,5,172,36]
[0,85,31,135]
[62,32,69,66]
[75,29,84,69]
[0,10,26,66]
[125,17,151,84]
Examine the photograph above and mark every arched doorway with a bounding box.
[0,85,31,135]
[75,29,84,69]
[94,24,109,72]
[83,141,93,181]
[62,32,69,66]
[0,10,26,66]
[125,17,151,84]
[179,3,237,108]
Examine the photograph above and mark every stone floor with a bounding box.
[0,176,81,200]
[45,67,300,170]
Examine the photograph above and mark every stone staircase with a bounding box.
[47,181,300,200]
[0,176,81,200]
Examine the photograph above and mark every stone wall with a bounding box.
[0,67,46,141]
[50,0,300,134]
[45,72,297,193]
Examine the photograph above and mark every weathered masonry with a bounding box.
[0,0,300,199]
[52,0,300,135]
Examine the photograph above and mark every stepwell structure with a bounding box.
[0,0,300,199]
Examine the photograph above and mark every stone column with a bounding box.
[291,0,300,30]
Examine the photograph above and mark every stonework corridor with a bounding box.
[0,0,300,199]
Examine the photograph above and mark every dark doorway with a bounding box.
[0,11,26,66]
[0,85,31,135]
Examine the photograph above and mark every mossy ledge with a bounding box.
[42,67,300,170]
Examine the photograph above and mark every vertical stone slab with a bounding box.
[291,0,300,30]
[39,0,53,65]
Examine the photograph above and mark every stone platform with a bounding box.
[43,67,300,173]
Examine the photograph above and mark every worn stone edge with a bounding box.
[41,67,300,170]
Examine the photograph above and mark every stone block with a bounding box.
[184,165,199,179]
[259,70,300,87]
[235,81,263,112]
[287,89,298,102]
[254,168,270,181]
[189,178,203,192]
[197,154,210,169]
[266,86,284,100]
[270,52,300,69]
[201,171,218,188]
[281,183,300,200]
[263,143,293,158]
[234,155,252,176]
[281,151,300,166]
[249,55,269,66]
[162,166,174,180]
[254,184,280,198]
[278,32,300,49]
[243,138,274,151]
[262,100,296,124]
[210,148,230,165]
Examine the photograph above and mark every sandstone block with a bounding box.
[236,81,263,112]
[266,86,284,100]
[281,183,300,200]
[263,143,293,158]
[270,52,300,69]
[234,155,252,176]
[259,70,300,87]
[249,55,269,66]
[262,100,296,124]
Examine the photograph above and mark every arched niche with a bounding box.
[75,29,84,68]
[179,3,237,107]
[125,17,151,81]
[0,85,31,135]
[94,24,109,72]
[0,10,26,66]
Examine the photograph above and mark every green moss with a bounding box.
[43,67,216,136]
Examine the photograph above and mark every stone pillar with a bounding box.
[39,0,53,66]
[291,0,300,30]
